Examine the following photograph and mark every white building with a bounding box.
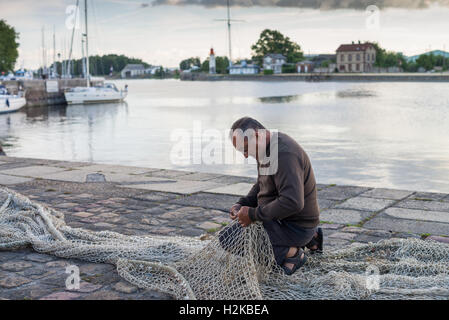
[120,64,146,78]
[263,54,287,74]
[229,61,260,75]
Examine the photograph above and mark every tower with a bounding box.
[209,48,216,74]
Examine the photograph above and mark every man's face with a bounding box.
[232,131,258,159]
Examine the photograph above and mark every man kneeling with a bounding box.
[222,117,323,275]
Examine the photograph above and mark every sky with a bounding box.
[1,0,449,69]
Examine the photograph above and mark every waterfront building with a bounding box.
[336,42,376,73]
[209,48,216,74]
[120,64,146,78]
[296,61,314,73]
[406,50,449,63]
[263,54,286,74]
[229,60,260,75]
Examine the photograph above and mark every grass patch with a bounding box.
[420,233,431,239]
[206,227,221,233]
[345,224,361,228]
[328,184,337,187]
[45,188,56,192]
[414,198,433,201]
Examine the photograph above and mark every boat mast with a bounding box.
[84,0,90,87]
[227,0,232,66]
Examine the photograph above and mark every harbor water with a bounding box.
[1,79,449,193]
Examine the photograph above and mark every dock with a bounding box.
[0,156,448,299]
[1,79,103,108]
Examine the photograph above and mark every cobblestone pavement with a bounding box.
[0,156,448,300]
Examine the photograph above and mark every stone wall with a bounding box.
[1,79,104,107]
[180,72,449,82]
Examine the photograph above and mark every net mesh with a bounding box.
[1,187,448,300]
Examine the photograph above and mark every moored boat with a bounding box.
[0,85,26,114]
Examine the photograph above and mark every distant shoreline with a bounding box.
[180,72,449,82]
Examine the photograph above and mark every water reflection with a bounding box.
[258,95,301,104]
[336,89,377,98]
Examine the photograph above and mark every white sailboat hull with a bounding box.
[64,87,127,105]
[0,96,26,114]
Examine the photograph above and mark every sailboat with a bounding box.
[64,0,127,105]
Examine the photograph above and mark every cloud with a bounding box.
[151,0,449,10]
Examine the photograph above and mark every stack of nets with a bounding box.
[1,187,448,300]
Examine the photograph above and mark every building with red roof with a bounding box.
[336,42,376,73]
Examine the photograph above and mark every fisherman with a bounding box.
[222,117,323,275]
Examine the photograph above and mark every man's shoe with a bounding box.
[282,248,307,275]
[306,227,323,254]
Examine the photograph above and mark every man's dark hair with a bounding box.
[230,117,266,133]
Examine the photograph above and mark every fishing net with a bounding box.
[1,187,448,300]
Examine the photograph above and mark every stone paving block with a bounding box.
[0,174,34,185]
[40,292,81,300]
[25,253,55,263]
[412,192,448,201]
[148,169,194,179]
[384,207,449,223]
[132,192,179,203]
[426,235,449,244]
[198,221,222,230]
[0,275,32,288]
[364,215,449,236]
[41,170,160,184]
[394,199,449,212]
[120,179,223,195]
[317,185,371,201]
[320,208,370,225]
[169,193,240,211]
[0,165,67,178]
[209,175,257,185]
[318,223,343,230]
[318,198,338,210]
[353,233,390,243]
[360,188,414,200]
[328,232,357,241]
[73,164,160,175]
[177,172,224,181]
[0,261,33,272]
[205,183,253,196]
[114,281,138,294]
[335,196,395,212]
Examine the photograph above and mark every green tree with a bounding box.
[180,57,201,71]
[0,20,19,72]
[55,54,151,77]
[201,56,230,74]
[416,54,435,71]
[251,29,303,65]
[371,42,406,68]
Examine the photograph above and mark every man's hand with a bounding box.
[237,206,252,227]
[229,204,241,220]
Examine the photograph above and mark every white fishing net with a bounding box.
[1,187,448,300]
